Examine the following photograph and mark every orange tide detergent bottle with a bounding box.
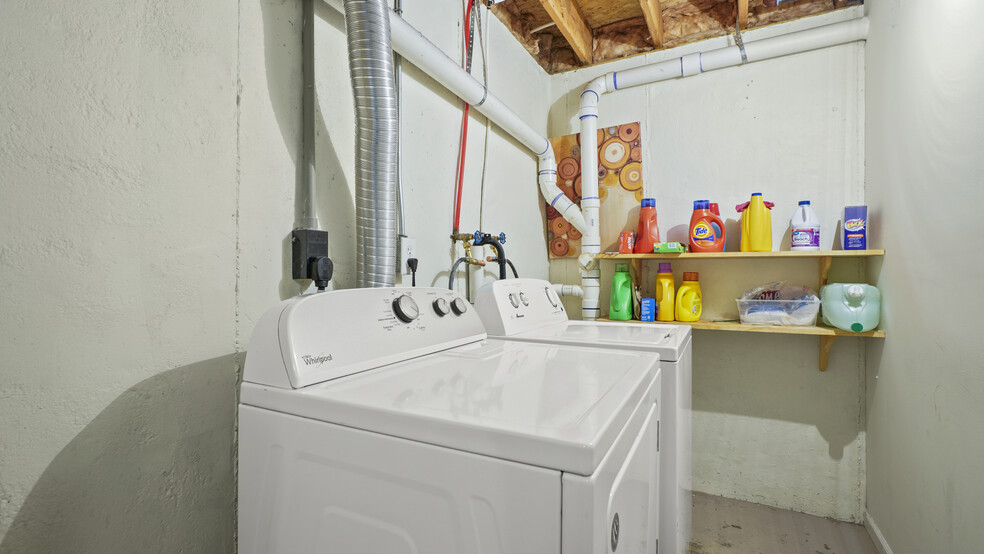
[675,272,702,322]
[688,200,725,252]
[709,202,726,250]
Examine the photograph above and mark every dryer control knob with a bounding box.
[508,293,520,308]
[545,286,559,307]
[519,292,530,306]
[451,297,468,316]
[393,295,420,323]
[433,298,450,317]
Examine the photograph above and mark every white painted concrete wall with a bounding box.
[0,1,240,551]
[864,2,984,552]
[1,0,550,550]
[548,9,868,521]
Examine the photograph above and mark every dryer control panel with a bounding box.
[474,278,568,336]
[244,287,486,388]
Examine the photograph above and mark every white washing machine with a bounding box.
[475,278,692,554]
[239,286,663,553]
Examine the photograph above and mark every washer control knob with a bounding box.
[545,286,559,307]
[519,292,530,306]
[433,298,450,317]
[508,293,520,308]
[392,295,420,323]
[451,297,468,316]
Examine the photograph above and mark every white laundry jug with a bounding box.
[821,283,881,332]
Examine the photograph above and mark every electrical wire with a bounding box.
[477,4,492,230]
[394,0,406,236]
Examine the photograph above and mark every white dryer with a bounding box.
[475,278,692,554]
[239,286,662,553]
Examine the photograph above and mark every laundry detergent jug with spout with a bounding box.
[634,198,660,253]
[656,262,675,322]
[609,263,633,321]
[821,284,881,332]
[737,193,774,252]
[689,200,725,253]
[675,272,702,322]
[709,202,726,250]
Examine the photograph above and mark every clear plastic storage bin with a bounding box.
[736,298,820,326]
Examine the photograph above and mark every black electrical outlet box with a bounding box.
[291,229,330,280]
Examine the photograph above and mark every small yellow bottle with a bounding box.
[675,272,702,322]
[656,262,675,321]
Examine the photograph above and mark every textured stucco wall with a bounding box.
[864,2,984,552]
[0,1,240,552]
[0,0,551,550]
[548,9,868,521]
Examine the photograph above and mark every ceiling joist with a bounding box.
[639,0,665,48]
[737,0,749,29]
[492,0,864,74]
[536,0,594,63]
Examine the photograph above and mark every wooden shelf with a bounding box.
[598,318,885,338]
[593,250,884,371]
[598,318,885,371]
[596,250,884,260]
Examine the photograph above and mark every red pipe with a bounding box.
[452,0,475,233]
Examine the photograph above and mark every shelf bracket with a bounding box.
[630,258,642,284]
[819,336,836,371]
[819,255,833,288]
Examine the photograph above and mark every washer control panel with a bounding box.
[474,278,567,336]
[243,287,487,389]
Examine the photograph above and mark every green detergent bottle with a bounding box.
[609,263,633,320]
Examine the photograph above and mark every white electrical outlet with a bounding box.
[399,236,416,275]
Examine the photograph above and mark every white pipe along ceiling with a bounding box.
[323,0,868,318]
[323,0,588,240]
[575,17,869,319]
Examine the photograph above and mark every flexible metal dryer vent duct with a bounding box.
[345,0,399,287]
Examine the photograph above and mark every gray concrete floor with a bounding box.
[688,492,878,554]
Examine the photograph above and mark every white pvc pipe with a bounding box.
[323,0,588,234]
[575,17,869,319]
[551,283,584,297]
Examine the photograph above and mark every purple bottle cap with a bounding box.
[658,262,672,273]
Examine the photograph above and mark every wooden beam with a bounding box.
[639,0,664,48]
[536,0,593,64]
[737,0,749,29]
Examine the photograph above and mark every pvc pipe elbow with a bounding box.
[539,172,588,235]
[578,76,609,115]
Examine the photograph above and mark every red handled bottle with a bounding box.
[633,198,660,254]
[688,200,725,252]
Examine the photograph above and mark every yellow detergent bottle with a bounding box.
[675,272,702,322]
[737,192,774,252]
[656,262,675,321]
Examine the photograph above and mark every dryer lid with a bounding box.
[509,321,691,362]
[240,339,659,476]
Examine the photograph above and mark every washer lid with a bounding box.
[240,339,659,476]
[506,321,691,361]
